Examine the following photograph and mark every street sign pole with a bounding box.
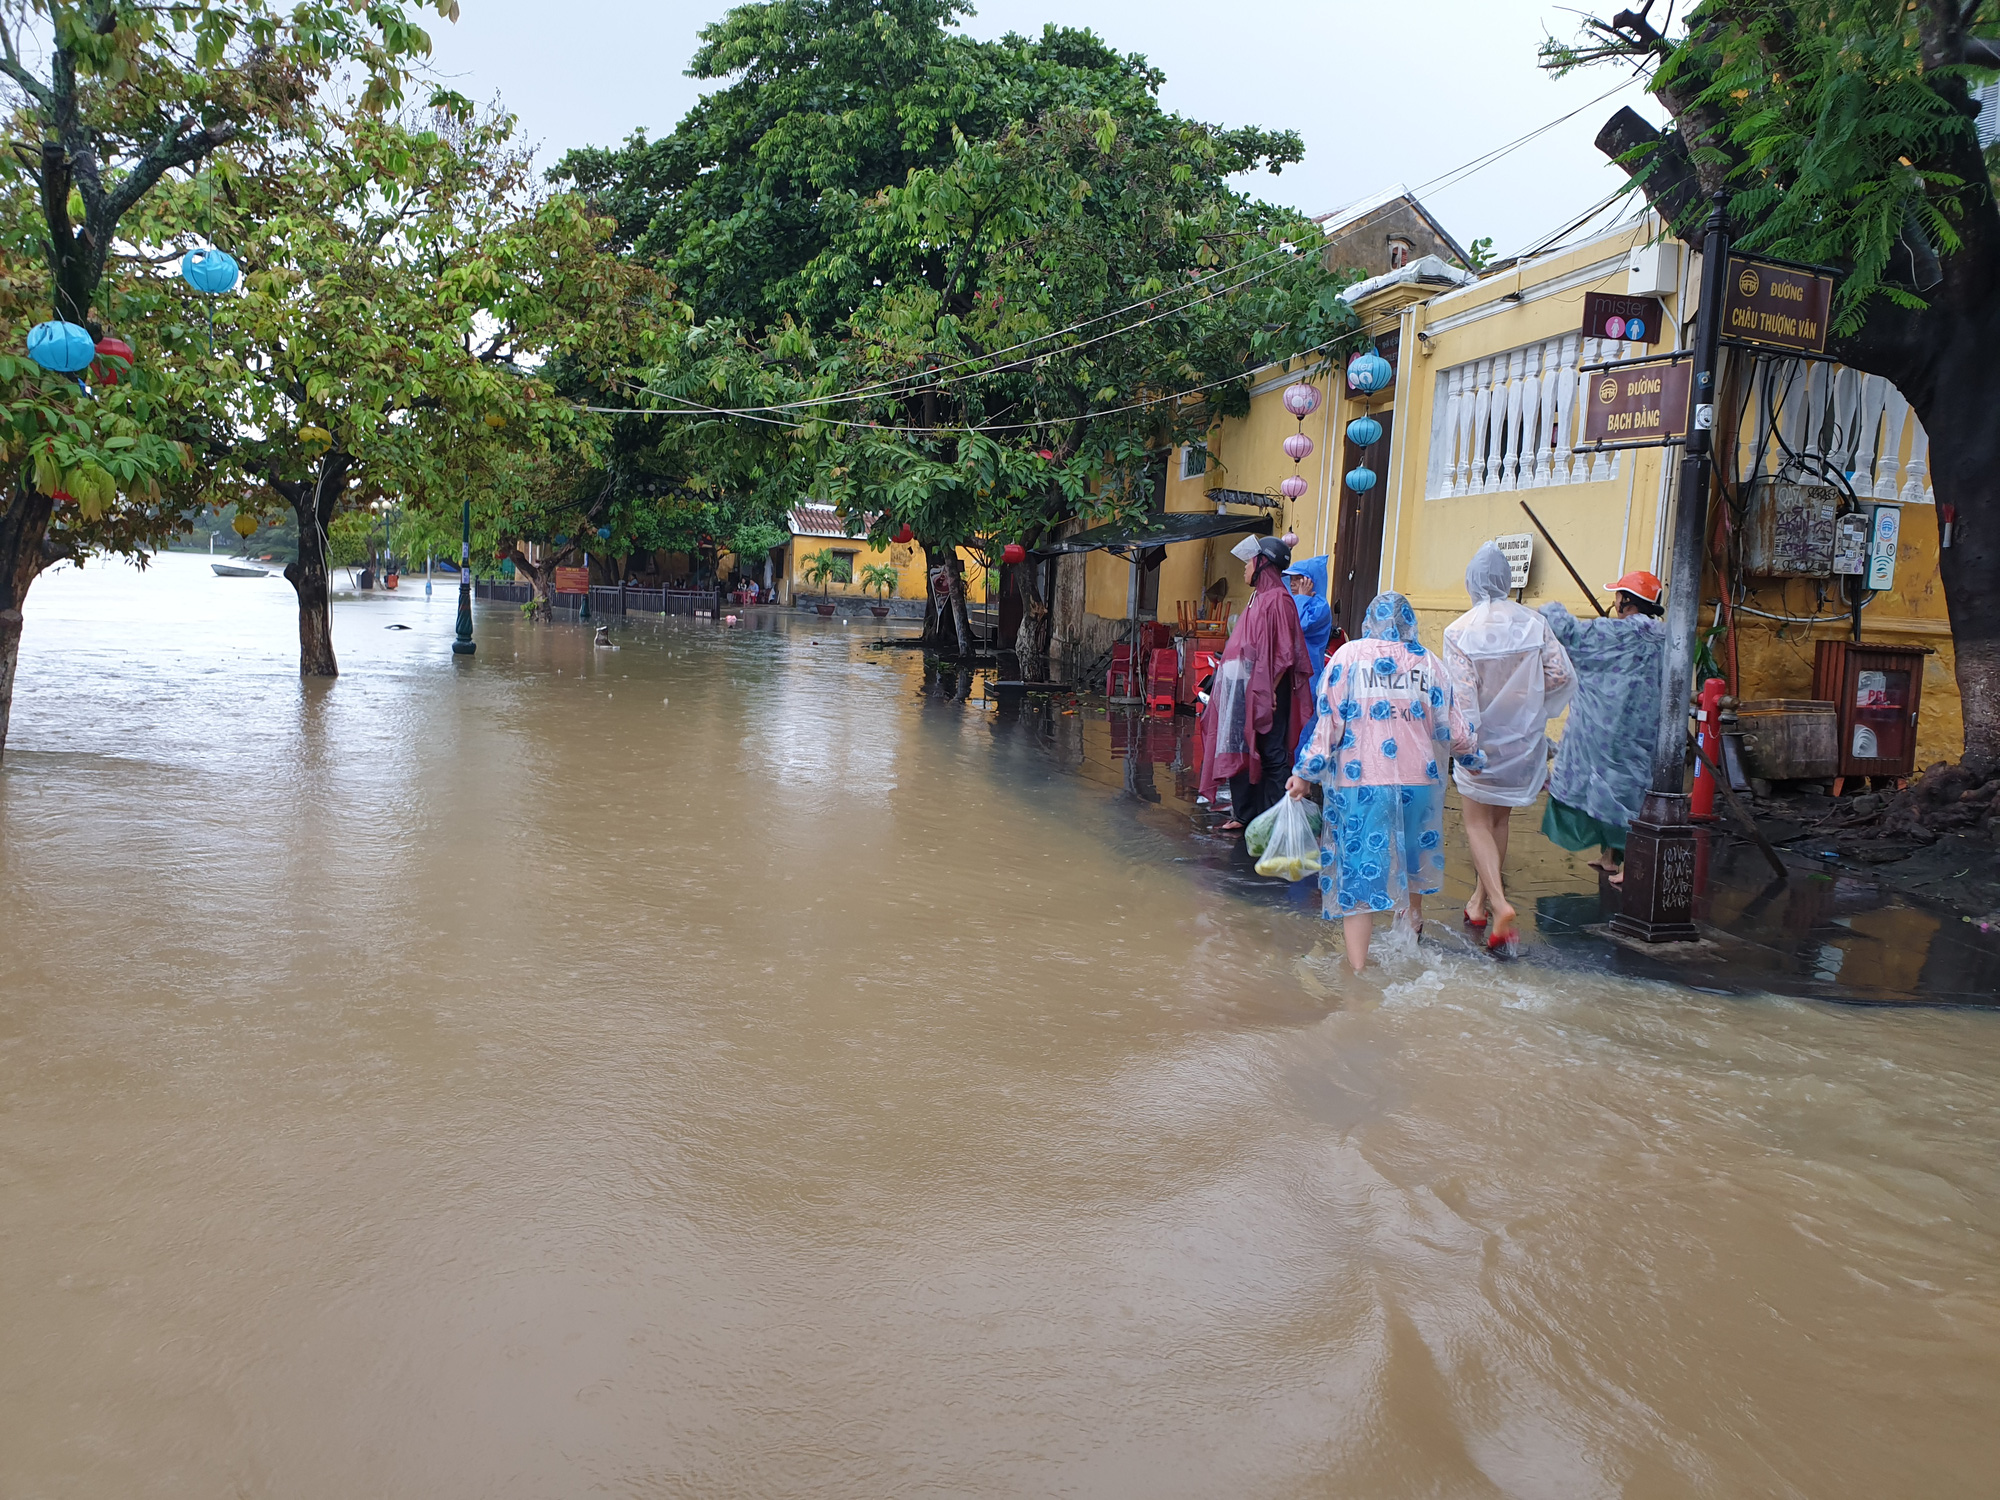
[1612,195,1730,945]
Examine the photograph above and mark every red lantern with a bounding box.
[1001,542,1026,565]
[893,523,914,544]
[92,336,133,386]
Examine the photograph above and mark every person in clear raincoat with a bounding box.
[1442,543,1575,947]
[1287,591,1483,973]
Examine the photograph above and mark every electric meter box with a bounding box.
[1627,242,1683,297]
[1742,479,1839,577]
[1833,512,1870,575]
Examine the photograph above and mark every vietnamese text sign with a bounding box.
[554,566,590,594]
[1492,532,1534,591]
[1722,257,1833,354]
[1581,292,1664,346]
[1580,359,1691,445]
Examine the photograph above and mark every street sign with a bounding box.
[554,565,589,594]
[1581,292,1664,346]
[1580,358,1692,445]
[1722,257,1834,354]
[1492,532,1534,591]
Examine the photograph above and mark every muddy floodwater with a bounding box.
[4,552,1999,1498]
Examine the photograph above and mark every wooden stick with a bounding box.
[1519,501,1608,617]
[1692,737,1789,878]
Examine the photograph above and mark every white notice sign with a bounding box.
[1492,533,1534,592]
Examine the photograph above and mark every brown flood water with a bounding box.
[4,551,1998,1498]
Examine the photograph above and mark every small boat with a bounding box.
[212,562,270,578]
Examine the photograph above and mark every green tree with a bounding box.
[197,96,626,673]
[0,0,455,759]
[1547,0,2000,767]
[564,3,1355,665]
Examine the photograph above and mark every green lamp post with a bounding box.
[452,496,476,657]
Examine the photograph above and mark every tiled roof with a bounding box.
[788,503,867,539]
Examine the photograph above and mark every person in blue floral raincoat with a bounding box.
[1286,591,1482,972]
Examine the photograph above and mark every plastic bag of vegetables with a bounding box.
[1245,797,1321,858]
[1253,796,1322,882]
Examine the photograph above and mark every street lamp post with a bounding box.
[452,495,476,657]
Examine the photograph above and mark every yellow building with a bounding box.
[778,504,988,609]
[1061,208,1960,766]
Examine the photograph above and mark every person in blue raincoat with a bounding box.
[1283,556,1338,761]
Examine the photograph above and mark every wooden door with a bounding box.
[1333,409,1393,635]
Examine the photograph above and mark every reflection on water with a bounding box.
[4,552,1999,1498]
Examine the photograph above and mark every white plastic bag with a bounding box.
[1254,795,1321,882]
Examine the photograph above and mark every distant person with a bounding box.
[1283,555,1341,767]
[1288,591,1482,973]
[1199,535,1312,835]
[1443,543,1575,948]
[1539,571,1667,886]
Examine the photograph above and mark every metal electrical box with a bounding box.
[1627,242,1682,296]
[1742,479,1839,577]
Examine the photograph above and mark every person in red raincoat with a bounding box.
[1199,534,1314,835]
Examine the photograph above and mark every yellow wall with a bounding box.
[784,538,988,603]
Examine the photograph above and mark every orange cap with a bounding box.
[1604,570,1664,605]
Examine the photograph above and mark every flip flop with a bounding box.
[1463,904,1488,929]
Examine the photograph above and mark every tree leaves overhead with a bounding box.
[555,0,1354,556]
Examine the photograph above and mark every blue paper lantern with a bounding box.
[1345,465,1378,494]
[1347,352,1393,394]
[597,526,611,539]
[27,320,96,374]
[1345,415,1383,449]
[181,247,240,295]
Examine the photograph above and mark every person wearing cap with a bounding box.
[1199,534,1314,834]
[1538,570,1667,885]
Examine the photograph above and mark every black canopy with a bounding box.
[1036,510,1272,556]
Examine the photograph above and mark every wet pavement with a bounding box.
[4,551,1998,1498]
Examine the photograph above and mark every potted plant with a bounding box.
[859,561,898,617]
[802,548,841,615]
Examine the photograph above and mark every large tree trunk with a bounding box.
[1915,335,2000,768]
[947,553,976,657]
[510,546,558,622]
[0,485,55,764]
[275,452,351,678]
[1015,556,1052,682]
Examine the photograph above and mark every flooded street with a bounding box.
[5,552,1999,1498]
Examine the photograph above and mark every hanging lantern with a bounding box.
[597,526,611,540]
[232,511,259,538]
[299,425,332,452]
[27,320,95,374]
[91,336,134,386]
[484,412,507,430]
[1347,352,1393,394]
[1345,415,1383,449]
[1280,474,1309,500]
[180,248,240,295]
[1001,542,1026,565]
[1346,465,1378,494]
[1280,382,1321,418]
[51,489,74,506]
[893,523,914,545]
[1282,432,1314,462]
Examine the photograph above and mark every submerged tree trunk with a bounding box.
[1915,339,2000,768]
[509,546,564,622]
[274,451,351,678]
[947,552,976,657]
[1015,556,1052,682]
[0,485,55,764]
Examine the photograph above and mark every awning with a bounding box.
[1036,510,1272,556]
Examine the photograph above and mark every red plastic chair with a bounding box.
[1105,642,1138,698]
[1146,648,1179,714]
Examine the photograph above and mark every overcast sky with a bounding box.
[427,1,1664,257]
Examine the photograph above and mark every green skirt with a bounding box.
[1542,797,1627,855]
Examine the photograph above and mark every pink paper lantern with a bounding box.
[1282,432,1314,462]
[1281,382,1321,418]
[1280,474,1309,500]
